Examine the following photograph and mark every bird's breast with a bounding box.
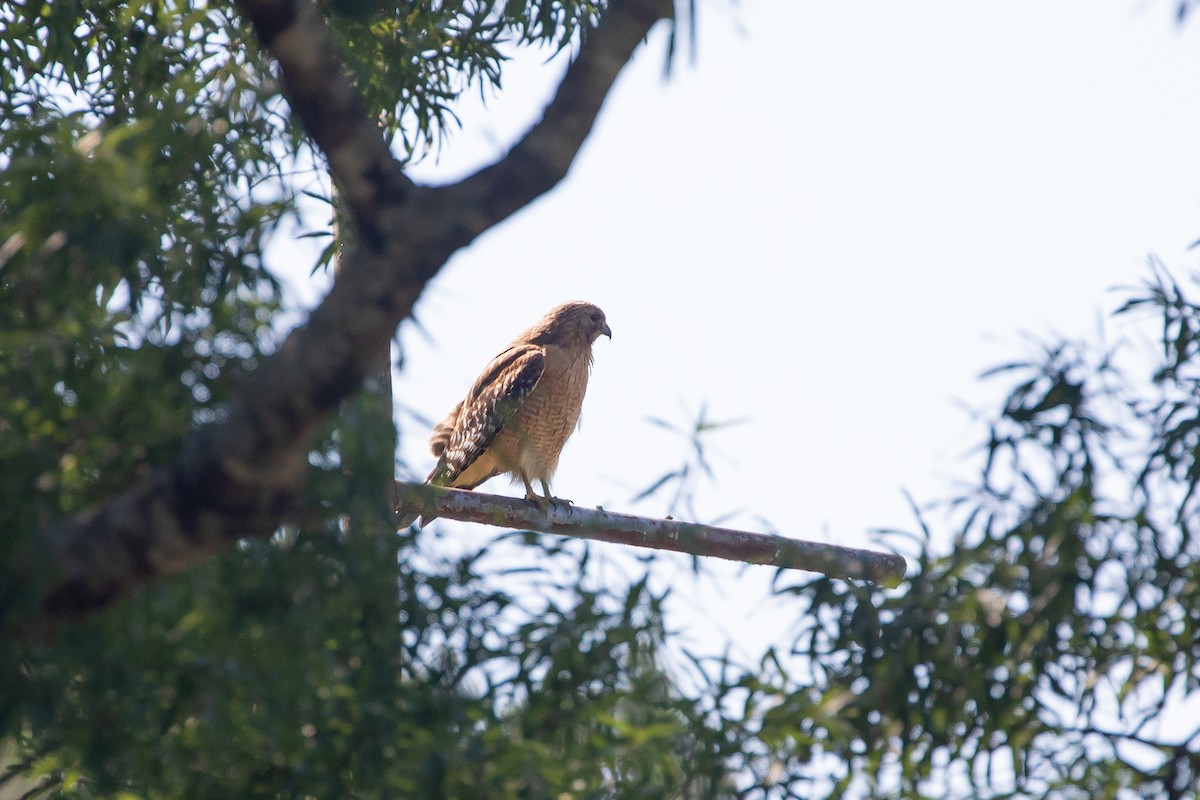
[499,345,591,480]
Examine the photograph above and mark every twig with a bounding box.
[394,483,907,585]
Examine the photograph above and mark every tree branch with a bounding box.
[24,0,676,625]
[394,483,908,586]
[441,0,675,234]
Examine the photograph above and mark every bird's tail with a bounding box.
[395,510,421,529]
[396,478,441,530]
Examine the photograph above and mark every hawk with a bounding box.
[413,301,611,521]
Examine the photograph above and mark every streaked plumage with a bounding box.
[425,300,611,507]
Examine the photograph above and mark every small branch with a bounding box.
[394,483,907,585]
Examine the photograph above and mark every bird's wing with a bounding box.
[426,344,546,486]
[428,400,462,457]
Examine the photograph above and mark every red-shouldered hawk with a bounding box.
[423,300,611,510]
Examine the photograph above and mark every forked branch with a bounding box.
[24,0,676,625]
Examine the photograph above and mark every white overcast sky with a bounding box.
[276,0,1200,656]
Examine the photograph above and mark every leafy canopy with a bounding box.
[2,2,1199,799]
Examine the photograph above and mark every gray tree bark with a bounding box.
[394,483,908,585]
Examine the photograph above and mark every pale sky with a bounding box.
[276,0,1200,659]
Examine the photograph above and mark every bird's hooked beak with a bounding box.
[602,322,612,339]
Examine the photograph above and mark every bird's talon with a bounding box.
[528,495,574,512]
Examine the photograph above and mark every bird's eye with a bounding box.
[590,312,601,323]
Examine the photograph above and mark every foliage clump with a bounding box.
[2,2,1199,798]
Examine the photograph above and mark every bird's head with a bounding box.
[531,301,612,346]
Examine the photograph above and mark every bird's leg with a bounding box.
[519,475,571,511]
[518,474,549,513]
[539,480,573,510]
